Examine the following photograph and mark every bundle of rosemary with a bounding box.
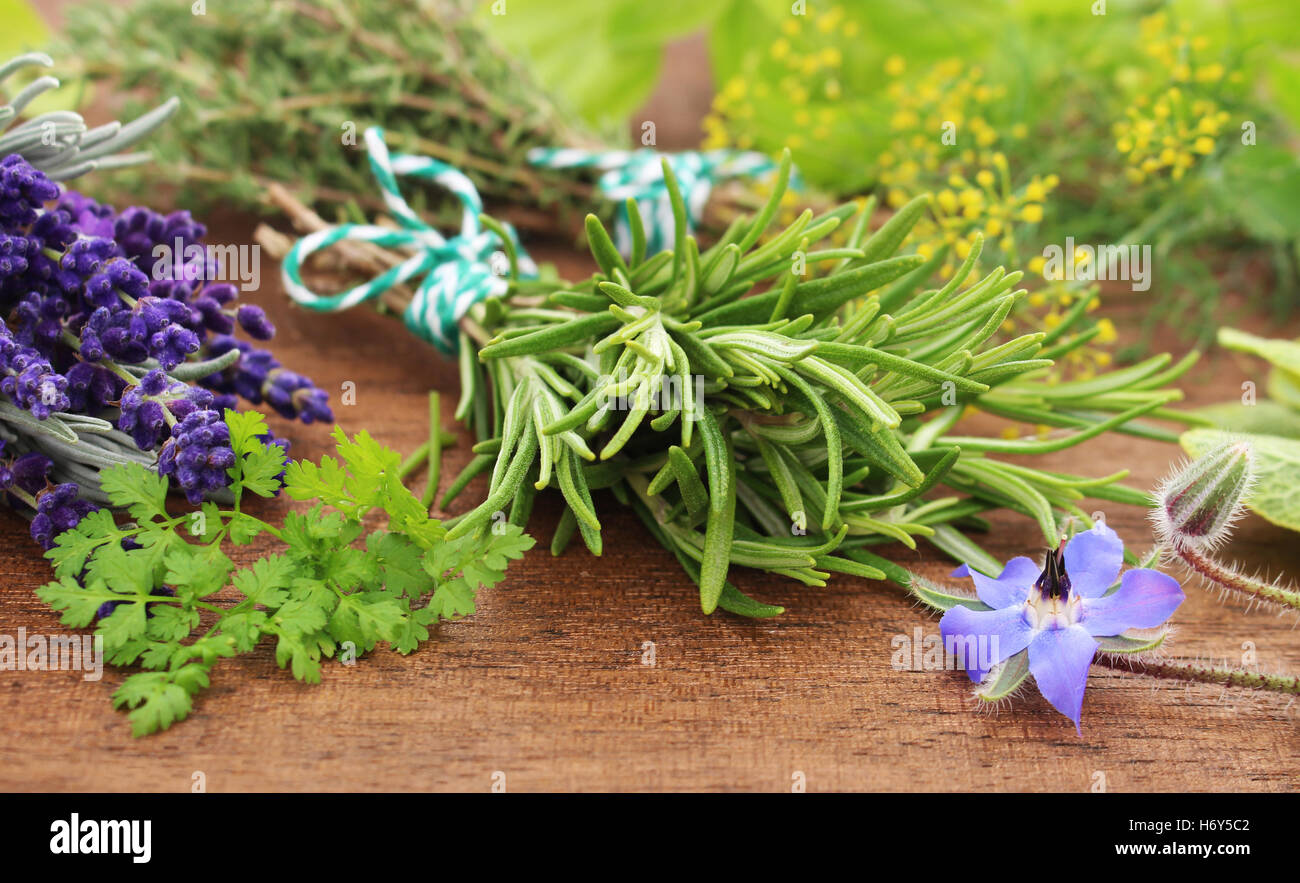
[55,0,598,230]
[290,150,1199,616]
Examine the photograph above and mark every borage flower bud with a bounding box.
[1152,440,1254,551]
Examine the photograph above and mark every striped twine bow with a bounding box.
[283,127,536,355]
[527,147,793,256]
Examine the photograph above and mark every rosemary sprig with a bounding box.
[398,155,1198,616]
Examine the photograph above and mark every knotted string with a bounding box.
[282,127,536,355]
[527,147,794,256]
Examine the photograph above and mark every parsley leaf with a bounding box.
[33,417,534,737]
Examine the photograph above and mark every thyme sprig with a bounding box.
[55,0,599,230]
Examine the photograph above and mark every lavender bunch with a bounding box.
[0,154,331,547]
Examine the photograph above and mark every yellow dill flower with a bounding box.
[1020,203,1043,223]
[1095,318,1117,344]
[1196,63,1224,82]
[885,54,905,77]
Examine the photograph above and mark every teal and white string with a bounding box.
[282,126,536,355]
[527,147,795,257]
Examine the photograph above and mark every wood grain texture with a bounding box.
[2,214,1298,792]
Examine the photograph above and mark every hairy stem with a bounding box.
[1174,542,1300,611]
[1093,653,1300,696]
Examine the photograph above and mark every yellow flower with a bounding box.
[1020,203,1044,223]
[1095,318,1117,344]
[1196,63,1224,82]
[1193,135,1215,154]
[884,54,906,77]
[770,39,790,60]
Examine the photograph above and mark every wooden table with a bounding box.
[1,213,1296,792]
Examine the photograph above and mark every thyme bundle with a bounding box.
[292,151,1200,615]
[56,0,599,231]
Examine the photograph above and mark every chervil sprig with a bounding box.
[35,408,534,736]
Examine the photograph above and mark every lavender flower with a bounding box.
[30,483,97,549]
[0,154,60,229]
[235,304,275,340]
[939,522,1185,732]
[0,157,329,537]
[3,450,52,495]
[63,361,122,412]
[118,369,216,450]
[55,191,114,239]
[0,320,70,418]
[200,335,333,424]
[157,408,236,503]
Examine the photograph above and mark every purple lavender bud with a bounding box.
[194,295,235,334]
[64,361,121,413]
[30,208,77,251]
[0,154,60,230]
[235,304,275,340]
[57,190,117,239]
[114,205,207,274]
[9,451,52,493]
[0,324,70,418]
[30,482,97,549]
[204,283,238,306]
[0,233,38,281]
[77,308,111,361]
[157,408,235,503]
[148,323,200,370]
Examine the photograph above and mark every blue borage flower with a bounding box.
[939,522,1184,732]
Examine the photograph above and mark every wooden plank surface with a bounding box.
[1,214,1297,792]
